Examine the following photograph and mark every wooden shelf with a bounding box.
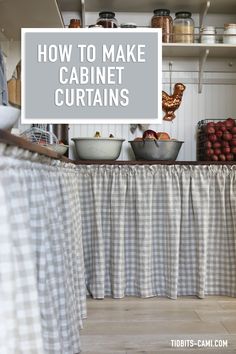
[0,129,72,163]
[163,43,236,58]
[71,0,236,14]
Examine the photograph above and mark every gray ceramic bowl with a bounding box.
[129,140,184,161]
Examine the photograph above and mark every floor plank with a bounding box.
[80,296,236,353]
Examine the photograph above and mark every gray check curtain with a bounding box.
[77,164,236,300]
[0,144,86,354]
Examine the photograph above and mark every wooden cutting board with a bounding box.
[7,61,21,108]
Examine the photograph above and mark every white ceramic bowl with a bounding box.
[0,105,21,130]
[72,137,125,160]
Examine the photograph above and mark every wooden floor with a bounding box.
[80,296,236,354]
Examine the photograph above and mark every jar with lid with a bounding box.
[151,9,173,43]
[68,19,81,28]
[224,24,236,44]
[200,26,217,44]
[96,11,118,28]
[173,12,194,43]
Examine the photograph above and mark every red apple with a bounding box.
[207,122,215,128]
[231,146,236,154]
[214,148,221,155]
[156,132,170,140]
[219,154,226,161]
[227,117,235,122]
[216,122,224,129]
[211,154,219,161]
[206,148,214,156]
[226,153,234,161]
[204,122,214,133]
[204,141,212,148]
[213,142,221,149]
[209,134,217,142]
[230,126,236,134]
[230,140,236,146]
[216,130,223,138]
[220,125,227,132]
[222,131,233,141]
[222,141,230,147]
[222,147,231,154]
[225,118,235,130]
[143,130,157,140]
[206,126,215,134]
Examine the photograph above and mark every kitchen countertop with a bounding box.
[1,129,236,165]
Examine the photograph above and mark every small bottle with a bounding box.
[68,19,81,28]
[173,11,194,43]
[224,24,236,44]
[96,11,118,28]
[200,26,217,44]
[151,9,173,43]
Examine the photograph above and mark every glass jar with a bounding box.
[96,11,118,28]
[151,9,173,43]
[200,26,216,44]
[68,19,81,28]
[224,24,236,44]
[173,11,194,43]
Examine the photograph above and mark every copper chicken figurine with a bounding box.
[162,83,186,121]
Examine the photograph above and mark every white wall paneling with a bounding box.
[69,83,236,161]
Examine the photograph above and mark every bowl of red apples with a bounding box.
[129,130,184,161]
[198,118,236,161]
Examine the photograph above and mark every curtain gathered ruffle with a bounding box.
[0,143,86,354]
[77,164,236,299]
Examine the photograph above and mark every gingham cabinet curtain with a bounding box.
[0,143,86,354]
[77,164,236,300]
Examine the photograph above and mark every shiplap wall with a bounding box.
[69,84,236,161]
